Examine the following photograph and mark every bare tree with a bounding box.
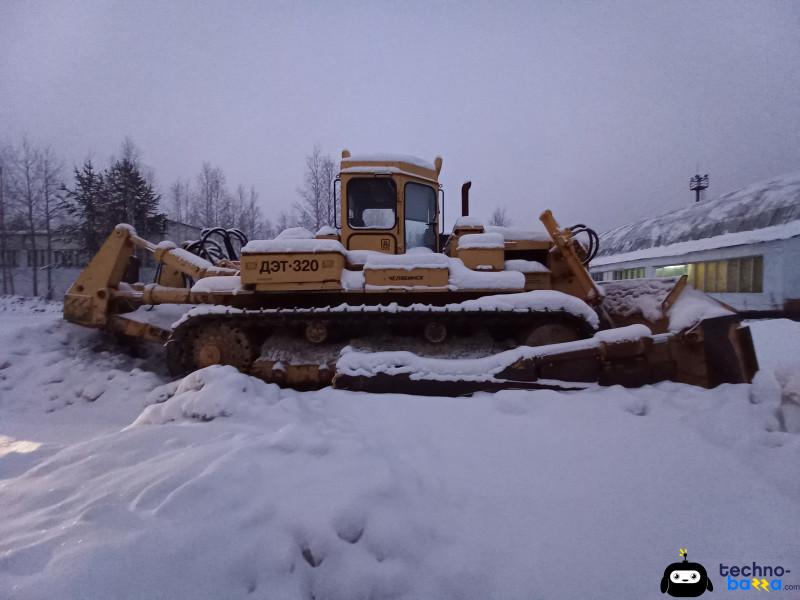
[231,184,247,231]
[489,206,511,227]
[256,215,275,240]
[217,188,234,229]
[169,180,182,223]
[181,165,276,239]
[14,139,42,296]
[295,146,338,233]
[276,210,296,235]
[119,136,140,165]
[250,188,275,239]
[321,154,339,228]
[40,147,63,299]
[0,158,13,294]
[169,179,191,223]
[234,185,257,238]
[193,162,228,226]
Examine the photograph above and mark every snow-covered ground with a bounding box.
[1,296,799,599]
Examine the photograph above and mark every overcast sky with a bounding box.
[2,0,799,233]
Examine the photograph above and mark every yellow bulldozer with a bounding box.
[63,151,758,395]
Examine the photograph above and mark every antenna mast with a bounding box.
[689,173,710,203]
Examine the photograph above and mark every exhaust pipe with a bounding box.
[461,181,471,216]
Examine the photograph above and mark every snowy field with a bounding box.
[1,296,799,599]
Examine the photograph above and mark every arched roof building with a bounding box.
[591,171,800,312]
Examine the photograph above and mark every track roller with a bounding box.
[304,320,330,344]
[423,321,448,344]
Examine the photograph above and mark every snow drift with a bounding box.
[1,299,799,599]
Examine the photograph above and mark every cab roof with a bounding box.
[340,150,442,182]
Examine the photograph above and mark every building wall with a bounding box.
[162,220,203,244]
[2,267,79,299]
[2,266,162,299]
[590,238,794,311]
[1,220,201,299]
[782,237,800,306]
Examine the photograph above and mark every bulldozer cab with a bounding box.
[339,151,443,254]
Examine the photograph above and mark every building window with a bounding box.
[654,264,688,278]
[0,250,19,267]
[686,256,762,293]
[26,249,48,267]
[53,250,78,267]
[591,271,605,282]
[612,267,645,280]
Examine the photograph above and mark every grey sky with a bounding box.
[2,0,799,233]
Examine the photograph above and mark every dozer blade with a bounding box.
[332,316,758,396]
[331,275,758,395]
[597,275,690,333]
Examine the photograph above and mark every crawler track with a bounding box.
[165,305,597,389]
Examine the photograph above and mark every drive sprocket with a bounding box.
[167,319,258,377]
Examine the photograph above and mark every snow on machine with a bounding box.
[63,151,758,394]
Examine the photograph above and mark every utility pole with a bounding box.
[689,173,709,203]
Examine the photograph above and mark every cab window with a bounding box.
[405,182,437,251]
[347,178,396,229]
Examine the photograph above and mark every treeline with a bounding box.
[167,145,340,237]
[0,136,341,298]
[0,138,168,297]
[167,163,273,240]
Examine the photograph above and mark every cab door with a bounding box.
[403,181,438,252]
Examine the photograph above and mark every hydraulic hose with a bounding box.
[569,224,600,265]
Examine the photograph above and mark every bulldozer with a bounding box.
[63,151,758,395]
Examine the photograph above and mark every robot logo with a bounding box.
[661,548,714,597]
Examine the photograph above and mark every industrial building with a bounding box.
[591,171,800,313]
